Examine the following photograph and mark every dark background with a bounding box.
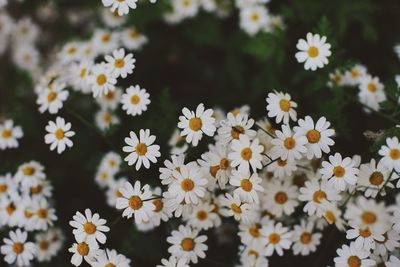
[1,0,400,266]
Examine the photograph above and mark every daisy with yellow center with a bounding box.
[0,229,36,266]
[88,63,117,98]
[105,48,135,78]
[320,152,359,191]
[261,222,292,256]
[102,0,138,16]
[69,208,110,246]
[168,164,207,205]
[14,161,46,190]
[266,91,298,124]
[295,32,331,71]
[219,193,256,223]
[120,85,151,117]
[45,117,75,154]
[358,75,386,111]
[37,82,69,114]
[239,5,269,36]
[116,181,155,224]
[178,103,216,147]
[217,112,257,145]
[263,180,299,217]
[378,136,400,173]
[122,129,161,170]
[334,242,376,267]
[185,202,220,230]
[294,116,335,159]
[270,124,307,162]
[292,221,322,256]
[228,134,264,173]
[0,119,23,150]
[229,169,264,203]
[344,64,367,86]
[166,225,208,264]
[93,248,131,267]
[69,241,100,266]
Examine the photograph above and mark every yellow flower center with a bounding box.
[268,233,281,244]
[333,166,345,177]
[300,232,312,244]
[105,264,116,267]
[351,69,359,78]
[306,129,321,143]
[129,196,143,210]
[0,184,8,193]
[23,166,35,176]
[312,190,327,203]
[220,158,230,170]
[181,238,195,251]
[359,227,372,238]
[367,83,377,93]
[67,47,77,55]
[37,208,48,219]
[231,203,242,214]
[241,148,252,161]
[251,13,259,21]
[361,211,376,225]
[249,225,261,238]
[189,117,202,131]
[130,95,140,105]
[275,191,288,204]
[153,199,163,212]
[196,210,208,221]
[324,211,336,224]
[1,129,12,139]
[390,149,400,160]
[83,222,97,235]
[369,171,384,186]
[77,242,89,256]
[347,256,361,267]
[307,46,319,58]
[181,178,195,192]
[96,74,107,86]
[47,91,57,102]
[12,242,24,254]
[231,126,245,140]
[277,159,287,166]
[114,58,125,68]
[279,99,291,112]
[283,137,296,150]
[55,129,65,140]
[209,165,219,178]
[135,143,148,156]
[6,203,15,215]
[240,179,253,192]
[31,185,43,194]
[39,240,49,251]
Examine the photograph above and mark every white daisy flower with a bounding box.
[69,61,92,93]
[387,256,400,267]
[116,181,155,224]
[238,222,263,246]
[318,200,345,231]
[217,112,256,145]
[344,64,367,86]
[91,248,131,267]
[105,178,127,207]
[120,85,151,116]
[298,176,341,216]
[178,103,216,146]
[157,256,189,267]
[239,5,269,36]
[14,161,46,190]
[229,169,264,203]
[357,158,395,197]
[37,82,69,114]
[0,229,36,266]
[95,109,120,131]
[378,136,400,172]
[35,230,60,262]
[295,32,331,71]
[44,117,75,154]
[119,27,148,51]
[88,63,117,97]
[373,230,400,256]
[228,134,264,173]
[270,124,307,161]
[266,158,298,178]
[0,173,17,201]
[358,75,386,111]
[159,154,187,185]
[122,129,161,170]
[294,116,335,159]
[261,222,292,256]
[346,225,384,251]
[240,242,268,267]
[105,48,135,78]
[70,209,110,246]
[320,153,359,191]
[184,201,220,230]
[0,119,23,150]
[219,193,257,223]
[69,241,100,267]
[96,88,122,110]
[168,164,208,205]
[262,180,299,217]
[168,128,189,155]
[167,224,208,264]
[102,0,138,16]
[328,69,345,88]
[30,198,57,231]
[266,91,297,124]
[334,242,375,267]
[292,221,322,256]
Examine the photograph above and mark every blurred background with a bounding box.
[1,0,400,266]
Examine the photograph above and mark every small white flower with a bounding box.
[45,117,75,154]
[0,229,36,267]
[229,169,263,203]
[88,63,117,97]
[178,103,216,146]
[69,209,110,246]
[262,180,299,217]
[116,181,155,224]
[378,136,400,172]
[69,241,100,267]
[294,116,335,159]
[292,221,322,256]
[102,0,138,16]
[295,32,331,71]
[266,91,297,124]
[334,242,375,267]
[261,222,292,256]
[157,256,189,267]
[105,48,135,78]
[122,129,161,170]
[14,161,46,190]
[167,224,208,264]
[37,82,69,114]
[0,119,23,150]
[91,248,131,267]
[270,124,307,161]
[358,75,386,112]
[120,85,150,116]
[320,153,359,191]
[228,135,264,173]
[219,193,257,223]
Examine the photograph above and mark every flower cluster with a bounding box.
[0,161,63,266]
